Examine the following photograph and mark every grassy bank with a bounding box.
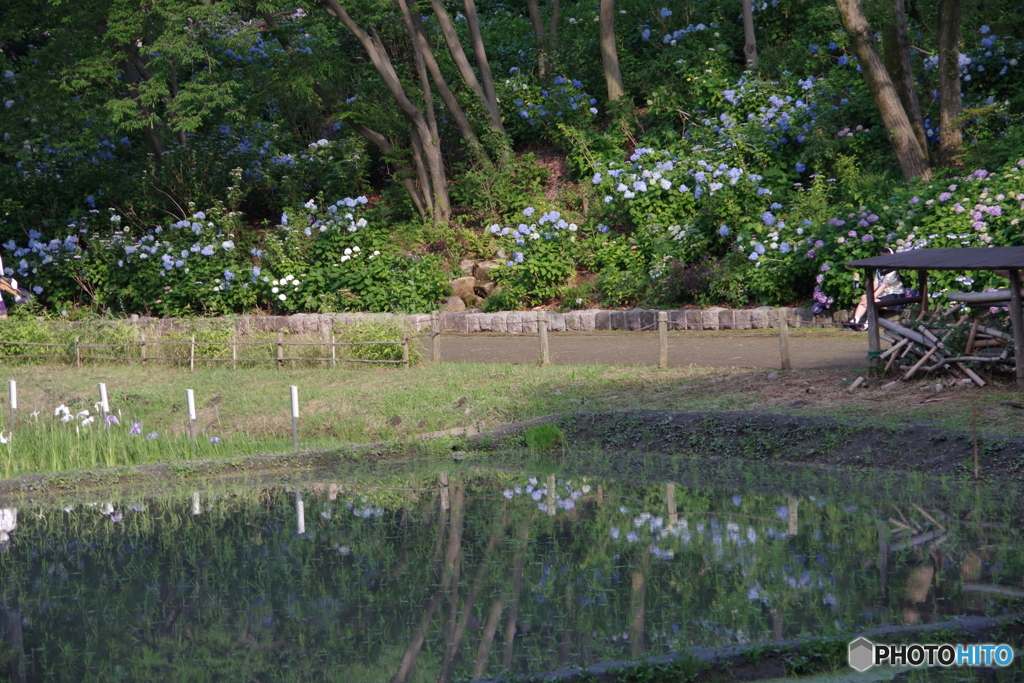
[1,358,1023,478]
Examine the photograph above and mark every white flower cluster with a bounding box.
[268,274,302,301]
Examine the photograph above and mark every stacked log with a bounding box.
[876,313,1013,387]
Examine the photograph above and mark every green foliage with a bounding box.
[525,422,565,452]
[335,320,422,364]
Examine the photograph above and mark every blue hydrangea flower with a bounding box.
[761,211,777,226]
[660,7,672,18]
[718,225,730,237]
[795,162,806,173]
[201,246,215,256]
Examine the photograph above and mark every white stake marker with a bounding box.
[7,379,16,431]
[186,389,196,443]
[290,385,299,450]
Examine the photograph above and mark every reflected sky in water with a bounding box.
[1,470,1022,681]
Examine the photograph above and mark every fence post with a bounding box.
[402,334,410,369]
[777,309,791,371]
[658,311,668,368]
[438,471,450,511]
[74,336,81,368]
[276,331,284,368]
[331,332,337,366]
[232,333,237,371]
[431,311,441,363]
[538,311,550,367]
[140,330,147,364]
[190,334,196,373]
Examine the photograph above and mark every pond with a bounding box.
[1,465,1022,681]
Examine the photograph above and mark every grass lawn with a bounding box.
[1,357,1022,478]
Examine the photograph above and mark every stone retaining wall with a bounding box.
[118,306,849,336]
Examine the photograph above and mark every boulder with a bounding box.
[476,281,497,297]
[458,259,476,275]
[440,296,466,312]
[472,261,498,281]
[450,276,477,300]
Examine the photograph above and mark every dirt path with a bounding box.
[426,330,869,369]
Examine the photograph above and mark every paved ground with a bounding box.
[421,330,870,369]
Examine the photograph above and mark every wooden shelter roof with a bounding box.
[846,247,1024,271]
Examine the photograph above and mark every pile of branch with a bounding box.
[876,313,1013,387]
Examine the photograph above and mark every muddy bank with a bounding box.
[475,410,1024,482]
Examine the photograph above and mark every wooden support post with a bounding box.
[438,471,450,511]
[666,482,677,526]
[1008,269,1024,388]
[431,311,441,363]
[788,496,799,536]
[964,318,982,355]
[658,311,668,368]
[538,311,550,367]
[189,334,195,373]
[140,331,147,363]
[865,268,880,363]
[777,309,791,370]
[916,269,929,320]
[290,385,299,451]
[546,474,556,516]
[331,333,337,366]
[232,333,237,370]
[402,334,410,369]
[276,331,284,368]
[74,336,81,368]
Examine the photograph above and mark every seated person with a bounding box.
[843,247,912,330]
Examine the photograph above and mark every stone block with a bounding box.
[564,311,580,331]
[753,306,775,328]
[716,309,734,330]
[625,309,642,331]
[595,310,611,331]
[639,309,657,332]
[547,312,566,332]
[580,310,597,331]
[702,307,726,330]
[609,311,627,330]
[732,309,752,330]
[668,309,686,331]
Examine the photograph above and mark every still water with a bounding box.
[1,468,1021,681]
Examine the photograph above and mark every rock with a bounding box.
[440,296,466,312]
[389,415,402,426]
[476,281,497,297]
[458,259,476,275]
[450,276,477,300]
[462,294,486,309]
[472,261,498,281]
[767,371,779,380]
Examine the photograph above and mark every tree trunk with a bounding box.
[350,123,428,218]
[323,0,450,221]
[550,0,560,43]
[835,0,931,181]
[741,0,757,70]
[881,0,928,159]
[526,0,547,75]
[397,0,488,163]
[461,0,504,135]
[599,0,625,101]
[937,0,964,167]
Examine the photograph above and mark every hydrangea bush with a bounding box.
[2,196,451,316]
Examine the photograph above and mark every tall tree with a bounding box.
[320,0,451,222]
[936,0,964,167]
[599,0,624,101]
[881,0,928,159]
[835,0,931,181]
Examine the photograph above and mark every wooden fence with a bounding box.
[0,330,424,371]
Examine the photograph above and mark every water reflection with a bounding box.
[0,472,1022,681]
